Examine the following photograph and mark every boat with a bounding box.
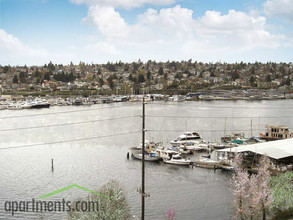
[170,131,203,147]
[219,162,236,172]
[221,132,245,143]
[208,142,226,149]
[194,158,220,169]
[130,141,161,154]
[72,98,83,105]
[30,99,50,109]
[156,148,180,160]
[164,155,191,166]
[132,153,160,162]
[179,146,191,154]
[260,125,293,141]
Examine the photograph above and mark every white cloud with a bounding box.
[81,5,283,61]
[84,41,120,55]
[83,5,129,39]
[195,10,283,50]
[69,0,175,8]
[0,29,76,65]
[263,0,293,22]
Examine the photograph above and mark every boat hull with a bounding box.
[31,103,50,109]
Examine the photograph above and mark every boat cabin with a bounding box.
[261,125,293,140]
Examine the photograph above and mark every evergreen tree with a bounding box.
[13,75,18,84]
[138,74,145,83]
[285,77,291,86]
[98,77,104,86]
[44,72,50,81]
[266,74,271,82]
[158,67,164,75]
[147,71,151,80]
[232,71,240,81]
[108,76,114,89]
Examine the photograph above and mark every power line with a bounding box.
[146,129,293,133]
[0,115,140,132]
[146,115,293,119]
[0,103,140,120]
[0,131,140,151]
[147,102,293,110]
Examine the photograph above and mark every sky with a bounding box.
[0,0,292,65]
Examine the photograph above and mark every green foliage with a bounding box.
[98,77,104,86]
[138,73,145,83]
[285,77,291,86]
[158,66,164,75]
[108,76,114,89]
[19,71,28,83]
[67,181,130,220]
[13,75,18,84]
[270,172,293,214]
[48,61,55,71]
[266,74,271,82]
[44,72,51,81]
[147,71,151,80]
[53,71,75,82]
[232,71,240,81]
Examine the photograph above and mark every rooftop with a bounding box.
[217,138,293,160]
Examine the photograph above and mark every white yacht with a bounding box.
[170,131,203,147]
[164,155,191,166]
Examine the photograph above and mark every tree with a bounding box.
[138,73,145,83]
[13,75,18,84]
[233,155,273,220]
[166,206,175,220]
[98,77,104,86]
[249,76,256,86]
[108,76,114,89]
[3,65,10,73]
[266,74,271,82]
[233,155,250,220]
[97,68,102,75]
[68,181,130,220]
[158,66,164,75]
[44,72,50,81]
[164,73,168,80]
[232,71,240,81]
[19,71,27,83]
[48,61,55,71]
[147,71,151,80]
[270,172,293,215]
[285,77,291,86]
[256,156,273,220]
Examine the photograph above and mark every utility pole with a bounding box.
[137,96,150,220]
[142,96,145,220]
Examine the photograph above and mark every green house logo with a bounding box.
[38,184,110,199]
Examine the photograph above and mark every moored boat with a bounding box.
[164,155,191,166]
[194,158,220,169]
[170,131,202,147]
[132,153,160,162]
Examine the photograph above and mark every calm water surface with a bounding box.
[0,100,292,219]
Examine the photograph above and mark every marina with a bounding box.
[0,100,292,219]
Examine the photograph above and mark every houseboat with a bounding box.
[260,125,293,141]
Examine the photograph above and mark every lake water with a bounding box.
[0,100,292,219]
